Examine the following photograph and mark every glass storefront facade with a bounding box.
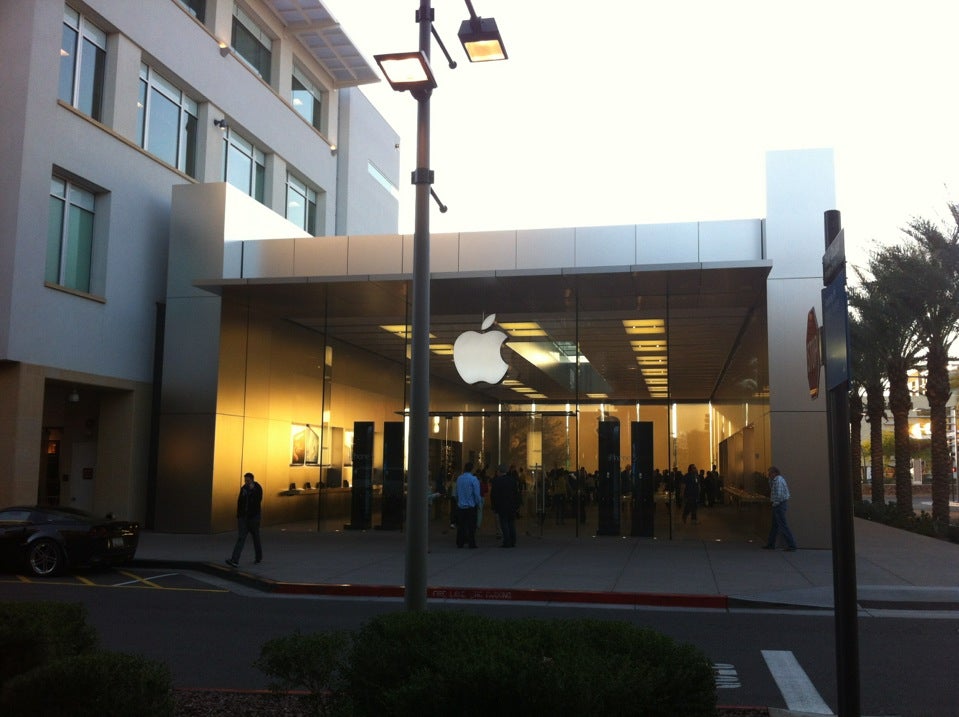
[204,265,771,539]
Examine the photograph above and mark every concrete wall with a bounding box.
[157,183,309,531]
[336,88,401,236]
[764,148,835,548]
[230,218,766,279]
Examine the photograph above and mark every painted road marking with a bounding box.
[762,649,832,714]
[116,570,169,588]
[713,662,741,689]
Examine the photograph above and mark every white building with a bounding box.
[2,2,838,549]
[0,0,399,520]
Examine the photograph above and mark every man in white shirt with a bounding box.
[764,466,797,551]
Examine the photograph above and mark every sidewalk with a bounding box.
[134,516,959,612]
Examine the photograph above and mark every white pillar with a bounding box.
[765,148,835,549]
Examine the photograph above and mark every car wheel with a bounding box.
[27,539,63,577]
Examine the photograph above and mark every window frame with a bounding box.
[231,6,272,82]
[291,65,324,132]
[137,63,199,177]
[286,173,318,235]
[47,176,97,294]
[223,129,266,204]
[176,0,206,22]
[59,6,107,121]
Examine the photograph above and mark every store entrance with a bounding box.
[424,406,769,545]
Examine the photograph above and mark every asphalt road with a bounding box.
[1,568,957,717]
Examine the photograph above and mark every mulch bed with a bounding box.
[173,689,769,716]
[173,689,314,716]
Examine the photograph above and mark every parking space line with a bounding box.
[75,575,95,586]
[762,649,833,715]
[116,570,166,588]
[113,570,227,593]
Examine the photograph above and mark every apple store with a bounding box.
[155,149,836,548]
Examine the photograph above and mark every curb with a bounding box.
[133,559,729,609]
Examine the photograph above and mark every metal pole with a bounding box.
[823,209,860,716]
[404,0,433,612]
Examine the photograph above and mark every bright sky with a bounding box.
[324,0,959,271]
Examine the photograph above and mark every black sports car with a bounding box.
[0,506,139,577]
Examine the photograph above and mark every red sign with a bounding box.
[806,308,821,399]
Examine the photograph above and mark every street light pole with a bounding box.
[375,0,507,612]
[405,0,434,612]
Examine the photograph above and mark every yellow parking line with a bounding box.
[16,574,31,583]
[114,570,226,593]
[117,570,163,588]
[75,575,95,586]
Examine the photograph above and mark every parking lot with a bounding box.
[0,566,228,592]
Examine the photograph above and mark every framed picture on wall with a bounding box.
[290,424,319,465]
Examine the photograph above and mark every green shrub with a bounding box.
[855,500,955,540]
[0,650,174,717]
[343,611,716,717]
[256,630,352,716]
[0,601,97,684]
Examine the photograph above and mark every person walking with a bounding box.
[226,472,262,567]
[764,465,797,551]
[682,463,700,524]
[455,461,481,549]
[490,463,520,548]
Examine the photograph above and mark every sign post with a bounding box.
[821,210,860,717]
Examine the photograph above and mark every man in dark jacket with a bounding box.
[490,463,520,548]
[226,472,263,567]
[682,464,700,525]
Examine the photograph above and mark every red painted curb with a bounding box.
[269,581,728,609]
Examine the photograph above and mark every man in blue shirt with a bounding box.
[764,465,797,551]
[455,461,481,549]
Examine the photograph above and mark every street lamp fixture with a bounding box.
[375,1,507,613]
[374,51,437,94]
[458,16,507,62]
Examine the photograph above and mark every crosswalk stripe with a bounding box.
[762,649,833,715]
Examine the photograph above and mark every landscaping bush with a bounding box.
[855,500,955,541]
[0,601,97,684]
[261,611,717,717]
[0,650,174,717]
[256,630,352,716]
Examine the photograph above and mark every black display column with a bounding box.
[379,421,405,530]
[345,421,373,530]
[630,421,655,537]
[596,419,621,535]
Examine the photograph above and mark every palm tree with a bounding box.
[852,247,924,514]
[901,204,959,526]
[848,289,892,506]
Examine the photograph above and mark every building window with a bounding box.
[286,174,317,234]
[291,66,323,131]
[368,162,400,200]
[232,6,272,81]
[223,130,265,204]
[137,64,198,177]
[176,0,205,22]
[58,6,106,121]
[47,177,95,293]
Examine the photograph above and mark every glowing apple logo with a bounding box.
[453,314,509,385]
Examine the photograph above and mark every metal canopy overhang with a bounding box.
[199,264,771,406]
[263,0,379,87]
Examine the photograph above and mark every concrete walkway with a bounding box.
[135,515,959,612]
